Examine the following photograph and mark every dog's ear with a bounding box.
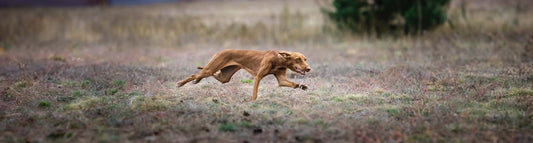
[278,51,292,60]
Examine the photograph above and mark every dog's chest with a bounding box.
[270,66,287,73]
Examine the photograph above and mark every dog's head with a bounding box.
[279,51,311,75]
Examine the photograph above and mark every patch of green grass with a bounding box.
[65,132,73,138]
[38,100,51,107]
[218,123,237,132]
[445,123,467,133]
[377,105,402,117]
[14,80,32,89]
[364,117,379,125]
[463,75,499,85]
[240,121,252,128]
[128,91,140,96]
[51,79,61,84]
[352,94,386,106]
[390,94,413,102]
[129,95,173,111]
[286,110,293,115]
[107,88,119,95]
[347,94,366,100]
[64,96,107,111]
[63,81,76,86]
[506,88,533,97]
[309,86,333,96]
[291,117,309,125]
[240,79,253,84]
[201,85,211,89]
[407,131,433,142]
[313,120,329,128]
[427,85,447,91]
[81,80,91,88]
[250,103,259,108]
[56,97,75,102]
[72,90,85,97]
[331,96,345,102]
[373,87,387,94]
[112,80,125,88]
[461,107,489,120]
[266,109,277,115]
[269,102,279,108]
[49,55,66,62]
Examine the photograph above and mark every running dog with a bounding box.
[177,49,311,101]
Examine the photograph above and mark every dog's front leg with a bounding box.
[252,76,263,101]
[278,79,307,90]
[252,63,271,101]
[275,71,308,90]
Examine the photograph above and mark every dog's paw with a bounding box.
[176,82,184,87]
[298,84,308,90]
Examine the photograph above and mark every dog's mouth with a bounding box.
[295,67,306,75]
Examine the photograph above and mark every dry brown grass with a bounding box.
[0,0,532,142]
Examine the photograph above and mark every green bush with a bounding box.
[325,0,450,35]
[404,0,450,33]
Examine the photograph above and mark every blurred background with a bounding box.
[0,0,532,142]
[1,0,530,47]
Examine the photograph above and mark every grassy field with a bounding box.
[1,0,532,142]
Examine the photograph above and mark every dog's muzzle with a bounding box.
[295,67,311,75]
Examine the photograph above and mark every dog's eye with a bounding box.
[296,58,301,61]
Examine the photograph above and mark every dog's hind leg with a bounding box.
[179,51,232,86]
[194,58,237,84]
[192,70,214,84]
[177,68,217,87]
[213,65,241,83]
[177,74,196,87]
[177,69,215,87]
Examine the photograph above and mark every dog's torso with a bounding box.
[209,49,282,76]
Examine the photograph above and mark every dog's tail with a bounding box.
[197,66,204,69]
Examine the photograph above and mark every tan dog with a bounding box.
[177,49,311,101]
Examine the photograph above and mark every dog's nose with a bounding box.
[305,67,311,72]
